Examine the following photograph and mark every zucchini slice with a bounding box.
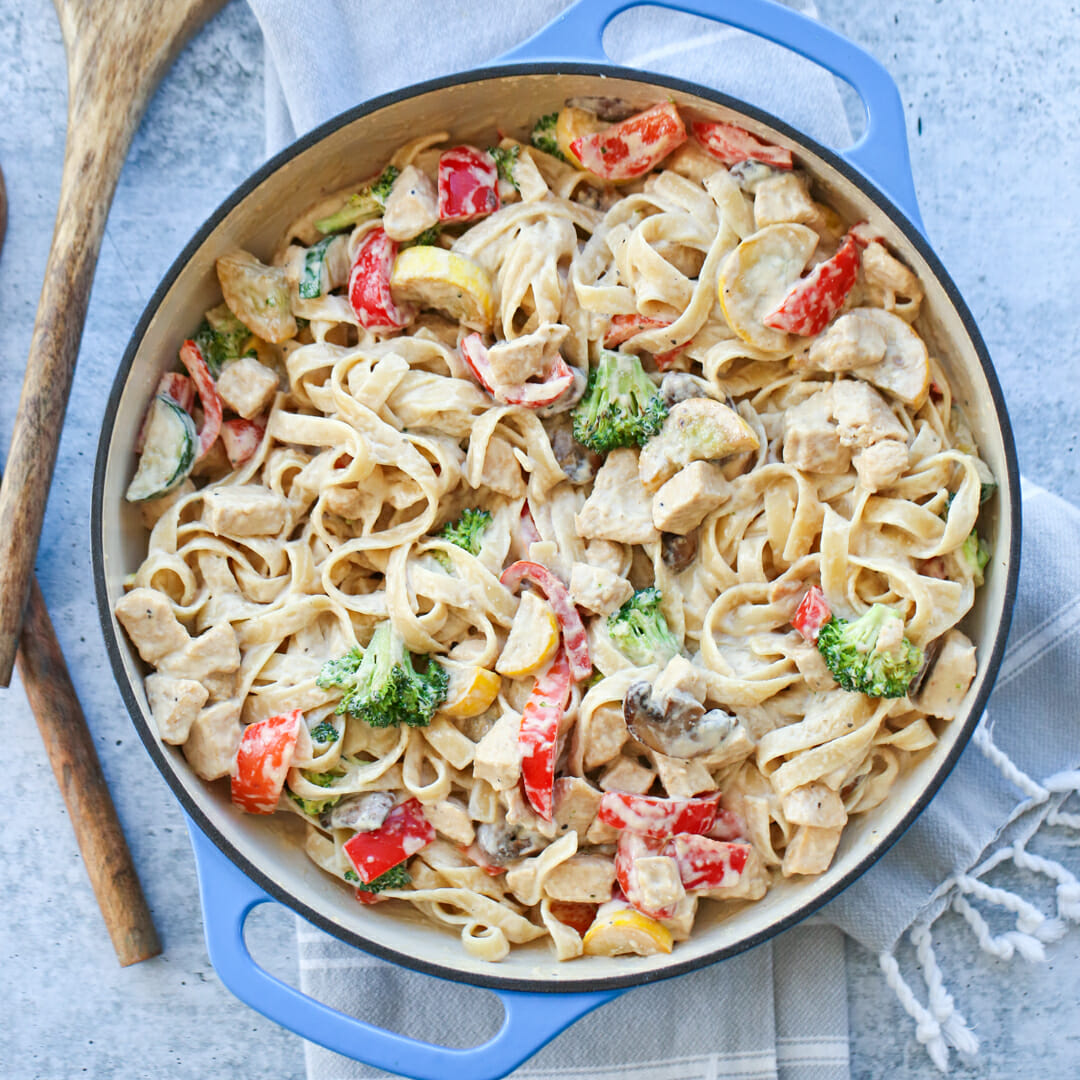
[125,394,197,502]
[299,236,335,299]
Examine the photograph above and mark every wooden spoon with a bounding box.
[0,0,228,685]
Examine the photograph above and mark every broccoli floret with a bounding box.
[353,864,411,894]
[318,623,448,728]
[288,769,342,816]
[530,112,565,160]
[433,508,491,571]
[572,350,668,454]
[403,225,441,248]
[607,587,681,667]
[194,303,251,376]
[488,145,521,188]
[960,529,991,587]
[816,604,923,698]
[315,165,401,233]
[309,719,340,746]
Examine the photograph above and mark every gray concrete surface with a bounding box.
[1,1,1077,1077]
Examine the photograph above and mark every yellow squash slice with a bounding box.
[582,906,674,957]
[848,306,931,408]
[495,591,559,678]
[556,106,605,169]
[389,247,495,332]
[440,664,501,720]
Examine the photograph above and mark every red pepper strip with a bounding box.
[597,791,721,839]
[604,314,685,370]
[519,648,572,821]
[548,900,599,936]
[614,831,680,919]
[348,227,415,330]
[134,373,195,453]
[763,234,861,337]
[231,709,302,815]
[459,333,575,408]
[221,416,266,468]
[666,834,751,891]
[438,145,500,223]
[570,103,687,181]
[707,807,748,842]
[792,586,831,642]
[499,561,592,681]
[354,888,388,906]
[343,797,434,884]
[179,340,223,462]
[691,120,793,169]
[519,501,541,546]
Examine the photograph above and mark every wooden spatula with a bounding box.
[0,0,228,685]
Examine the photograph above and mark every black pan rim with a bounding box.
[92,60,1022,997]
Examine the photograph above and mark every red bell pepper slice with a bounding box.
[614,831,681,919]
[597,791,721,839]
[570,103,687,181]
[134,372,195,453]
[548,900,599,936]
[763,234,861,337]
[354,888,388,905]
[178,339,223,462]
[707,807,748,842]
[667,834,751,891]
[691,120,793,169]
[604,314,685,370]
[231,709,302,815]
[348,227,415,330]
[459,333,575,408]
[792,586,831,642]
[519,648,572,821]
[343,797,434,884]
[221,416,266,468]
[438,146,500,223]
[499,561,592,681]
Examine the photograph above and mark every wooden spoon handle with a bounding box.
[17,575,161,965]
[0,119,131,686]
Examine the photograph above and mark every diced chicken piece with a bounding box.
[159,622,241,682]
[479,436,526,498]
[145,673,208,744]
[853,439,909,492]
[781,782,848,829]
[115,588,189,664]
[787,637,838,691]
[575,448,660,545]
[638,399,759,493]
[202,670,236,702]
[860,241,924,315]
[183,701,244,781]
[599,755,656,795]
[216,250,297,344]
[831,379,907,448]
[653,753,716,799]
[585,816,620,844]
[651,460,730,534]
[848,307,931,407]
[782,390,850,474]
[569,562,633,616]
[381,164,439,242]
[753,173,818,229]
[781,824,842,877]
[912,629,977,720]
[807,312,888,372]
[659,895,698,941]
[203,486,290,537]
[584,539,627,577]
[422,797,476,846]
[473,709,523,790]
[553,776,604,837]
[654,655,708,706]
[486,323,569,386]
[583,704,629,770]
[216,356,279,421]
[543,854,616,903]
[633,855,686,912]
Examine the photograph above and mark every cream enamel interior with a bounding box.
[96,71,1015,989]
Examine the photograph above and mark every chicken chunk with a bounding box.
[853,439,909,492]
[860,240,924,316]
[543,855,616,903]
[807,312,888,372]
[831,379,907,447]
[422,797,476,846]
[782,390,850,474]
[159,622,241,683]
[115,588,189,664]
[216,250,297,344]
[583,704,629,770]
[651,460,730,534]
[599,755,656,795]
[183,701,244,781]
[478,436,526,498]
[653,753,716,799]
[633,855,686,912]
[553,776,604,837]
[575,448,660,545]
[753,173,818,229]
[654,654,708,706]
[216,356,279,420]
[145,673,208,744]
[781,824,841,877]
[203,486,290,537]
[912,629,977,720]
[569,562,633,616]
[486,323,569,386]
[381,165,439,242]
[781,782,848,829]
[473,709,523,790]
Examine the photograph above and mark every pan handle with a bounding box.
[187,820,621,1080]
[496,0,924,231]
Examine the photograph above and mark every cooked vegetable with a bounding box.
[437,145,499,222]
[488,145,520,189]
[389,247,494,331]
[815,601,923,698]
[342,796,434,883]
[607,587,681,667]
[604,314,685,370]
[597,792,721,839]
[288,768,341,816]
[125,394,197,502]
[460,333,575,408]
[309,719,339,746]
[299,235,335,299]
[193,303,251,376]
[439,665,501,719]
[178,339,224,462]
[530,111,565,160]
[792,585,832,642]
[961,529,991,587]
[314,165,400,234]
[691,119,793,169]
[435,507,491,569]
[220,417,265,468]
[582,901,673,956]
[571,349,668,454]
[316,623,449,728]
[497,591,560,678]
[764,233,861,337]
[354,863,412,895]
[519,648,572,821]
[569,102,687,181]
[231,709,302,814]
[622,681,735,759]
[667,835,753,890]
[348,227,415,330]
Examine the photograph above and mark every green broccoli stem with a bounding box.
[607,587,681,667]
[572,350,668,454]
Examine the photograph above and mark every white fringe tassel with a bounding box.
[880,724,1080,1073]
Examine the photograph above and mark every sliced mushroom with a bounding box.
[565,96,639,122]
[623,681,736,759]
[475,820,548,866]
[547,416,602,484]
[660,372,707,409]
[325,791,395,832]
[661,530,698,573]
[728,160,781,194]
